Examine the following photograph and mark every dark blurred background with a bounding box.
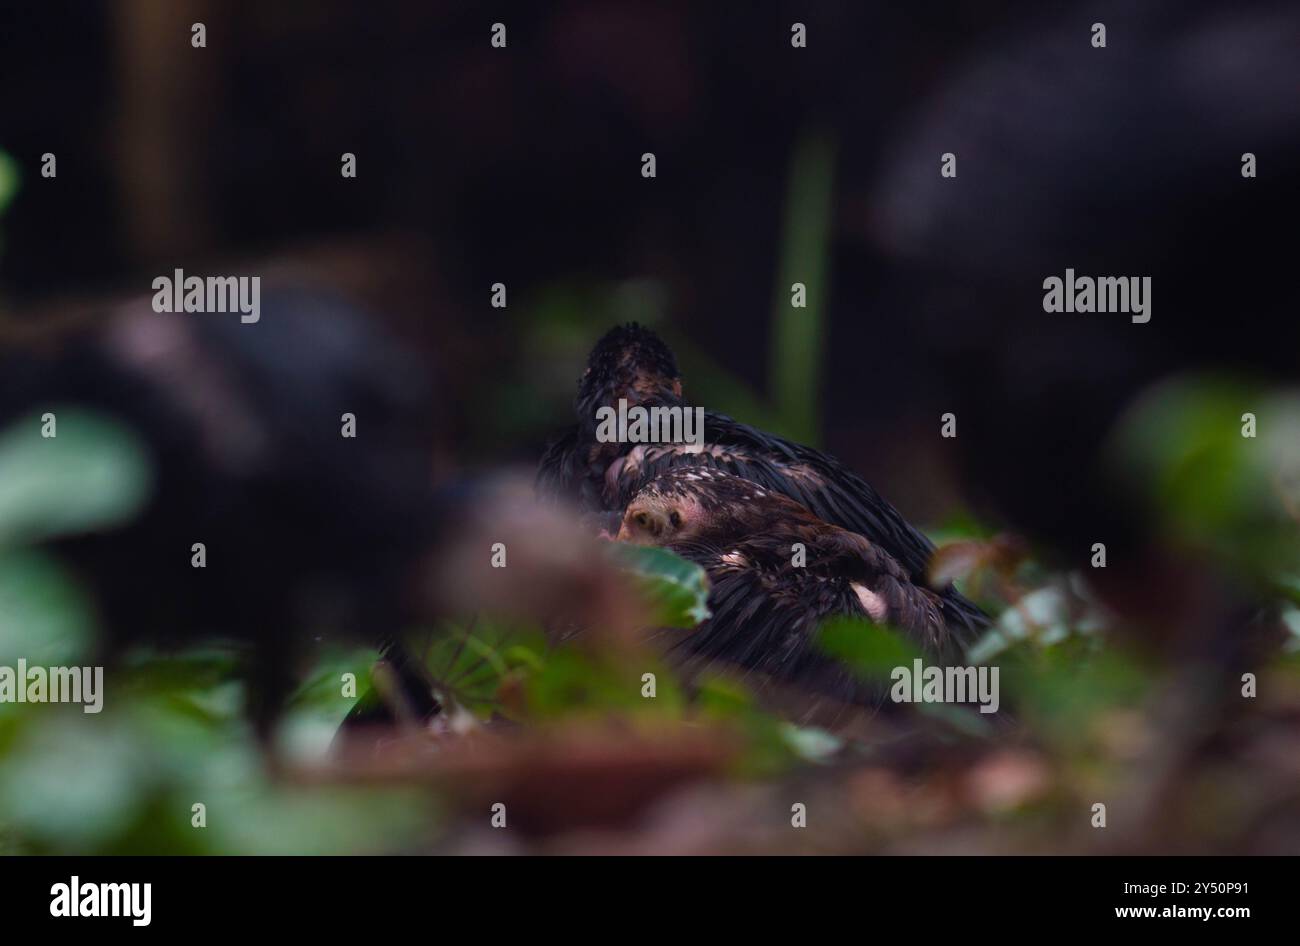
[5,0,1294,538]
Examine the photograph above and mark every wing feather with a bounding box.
[604,413,988,638]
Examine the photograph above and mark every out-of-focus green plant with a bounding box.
[525,647,685,719]
[996,638,1149,751]
[0,410,153,667]
[817,615,922,683]
[0,552,98,667]
[1108,376,1300,581]
[606,542,711,627]
[0,148,19,260]
[967,575,1109,663]
[0,648,435,854]
[771,132,835,447]
[0,151,18,208]
[0,411,407,855]
[691,675,809,775]
[420,618,546,721]
[389,544,711,721]
[0,409,153,549]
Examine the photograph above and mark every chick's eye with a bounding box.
[668,511,682,528]
[634,512,649,527]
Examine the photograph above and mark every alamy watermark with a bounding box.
[595,397,704,448]
[1042,268,1151,324]
[50,877,151,926]
[890,659,999,714]
[151,268,260,323]
[0,660,104,713]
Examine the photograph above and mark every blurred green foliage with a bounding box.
[1109,376,1300,581]
[0,408,153,548]
[0,551,98,666]
[606,542,712,627]
[818,615,922,683]
[0,148,18,259]
[771,133,835,446]
[0,409,153,668]
[0,640,434,855]
[0,151,18,211]
[419,619,547,720]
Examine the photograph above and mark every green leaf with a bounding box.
[606,543,711,627]
[420,620,546,719]
[0,550,98,664]
[816,616,922,682]
[0,717,148,847]
[0,409,153,548]
[525,647,676,717]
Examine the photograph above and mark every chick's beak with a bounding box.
[617,507,667,544]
